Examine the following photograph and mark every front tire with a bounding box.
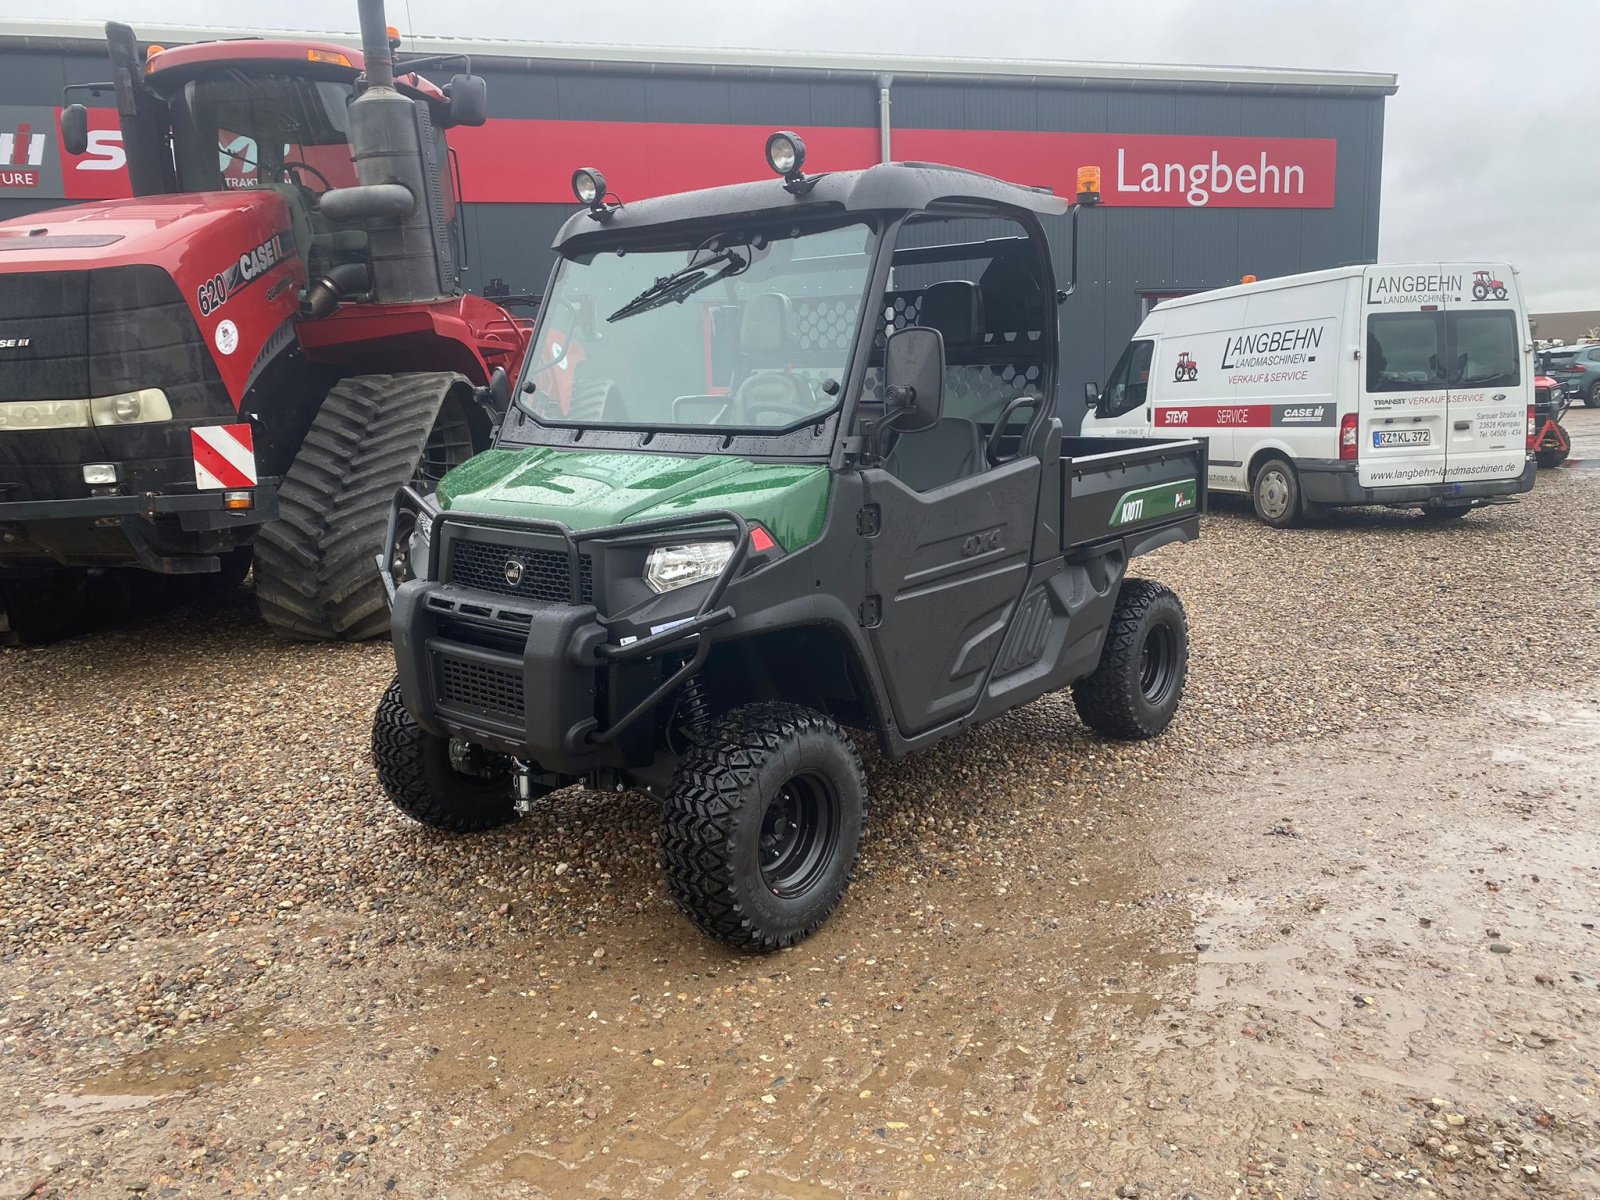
[661,702,867,952]
[1251,456,1304,528]
[1587,381,1600,409]
[0,569,88,647]
[371,678,523,832]
[1072,579,1189,741]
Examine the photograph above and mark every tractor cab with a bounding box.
[61,28,483,289]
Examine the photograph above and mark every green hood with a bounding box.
[435,447,832,550]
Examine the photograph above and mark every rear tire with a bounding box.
[661,702,866,952]
[1251,456,1303,529]
[0,569,88,646]
[1072,578,1189,741]
[1587,382,1600,409]
[371,678,526,832]
[255,373,479,642]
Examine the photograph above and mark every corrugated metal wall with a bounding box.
[0,44,1385,426]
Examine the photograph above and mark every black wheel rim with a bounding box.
[758,772,842,898]
[1139,622,1180,707]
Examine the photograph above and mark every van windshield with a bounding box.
[511,220,875,434]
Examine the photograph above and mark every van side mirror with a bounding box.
[445,74,487,127]
[883,326,944,433]
[60,104,89,156]
[1084,380,1100,410]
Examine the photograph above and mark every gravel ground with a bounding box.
[2,420,1599,1198]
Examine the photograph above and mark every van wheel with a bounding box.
[1587,382,1600,408]
[1251,457,1303,528]
[1073,579,1189,741]
[660,702,866,952]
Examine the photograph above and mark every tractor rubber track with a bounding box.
[255,373,466,642]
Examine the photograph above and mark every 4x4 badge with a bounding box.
[503,559,525,587]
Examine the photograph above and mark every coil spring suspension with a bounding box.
[677,671,712,742]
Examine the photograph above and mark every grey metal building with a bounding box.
[0,21,1396,423]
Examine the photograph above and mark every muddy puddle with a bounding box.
[3,690,1598,1198]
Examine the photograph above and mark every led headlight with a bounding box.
[572,167,606,207]
[644,541,734,594]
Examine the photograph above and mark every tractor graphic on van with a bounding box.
[1471,270,1509,302]
[1173,351,1200,382]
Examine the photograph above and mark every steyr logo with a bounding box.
[503,559,525,587]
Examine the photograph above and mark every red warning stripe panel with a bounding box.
[191,423,257,490]
[1155,405,1274,429]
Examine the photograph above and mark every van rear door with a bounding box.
[1360,302,1447,490]
[1443,269,1528,485]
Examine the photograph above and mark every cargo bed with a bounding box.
[1059,435,1208,553]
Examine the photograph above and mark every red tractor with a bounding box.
[1173,351,1199,382]
[0,0,531,644]
[1471,269,1509,302]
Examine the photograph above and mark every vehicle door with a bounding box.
[1081,337,1155,438]
[858,213,1048,738]
[1359,306,1447,489]
[1443,280,1527,485]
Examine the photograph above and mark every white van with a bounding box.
[1081,264,1537,526]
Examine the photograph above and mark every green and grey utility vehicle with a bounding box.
[372,139,1206,951]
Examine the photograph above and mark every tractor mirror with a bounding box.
[883,326,944,433]
[60,104,89,156]
[483,366,510,413]
[445,74,487,127]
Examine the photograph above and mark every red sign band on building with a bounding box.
[41,106,1337,210]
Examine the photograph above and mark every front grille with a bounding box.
[447,540,593,603]
[437,656,525,722]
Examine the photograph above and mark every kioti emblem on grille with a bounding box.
[503,558,525,587]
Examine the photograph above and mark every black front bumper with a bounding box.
[1299,458,1537,506]
[0,481,279,571]
[384,490,747,777]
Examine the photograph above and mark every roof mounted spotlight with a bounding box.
[572,167,615,221]
[765,131,816,195]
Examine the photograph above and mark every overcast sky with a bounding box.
[25,0,1599,312]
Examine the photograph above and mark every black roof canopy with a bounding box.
[551,161,1074,252]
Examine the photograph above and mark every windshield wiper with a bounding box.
[606,247,746,323]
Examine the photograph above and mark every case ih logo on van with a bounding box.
[1173,352,1199,382]
[0,337,32,349]
[1278,404,1330,425]
[1219,324,1324,370]
[196,231,293,317]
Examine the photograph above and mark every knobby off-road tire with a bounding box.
[1537,440,1570,468]
[661,702,867,953]
[371,678,530,832]
[1072,579,1189,741]
[255,373,475,642]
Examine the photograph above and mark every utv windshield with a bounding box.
[169,74,358,194]
[515,220,875,432]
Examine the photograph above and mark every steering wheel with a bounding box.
[986,393,1046,466]
[278,160,333,192]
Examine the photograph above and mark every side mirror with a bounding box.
[445,74,487,127]
[1084,380,1100,409]
[484,366,510,412]
[883,326,944,433]
[60,104,89,156]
